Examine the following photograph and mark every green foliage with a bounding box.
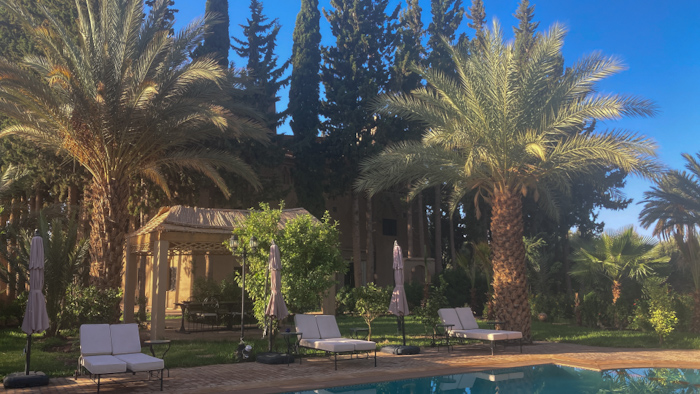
[403,281,424,311]
[232,0,290,129]
[353,282,391,340]
[628,298,651,332]
[579,291,611,328]
[62,285,123,327]
[289,0,324,218]
[39,214,89,336]
[191,0,229,67]
[673,293,694,332]
[335,285,356,315]
[414,276,448,333]
[643,277,678,344]
[191,276,241,303]
[440,266,469,308]
[426,0,465,71]
[232,202,346,326]
[529,293,573,321]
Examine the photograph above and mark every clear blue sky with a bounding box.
[173,0,700,238]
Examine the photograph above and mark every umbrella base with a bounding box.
[3,371,49,388]
[380,345,420,355]
[256,352,295,365]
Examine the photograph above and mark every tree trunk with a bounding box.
[418,194,425,260]
[352,193,363,287]
[490,190,531,341]
[407,195,413,259]
[612,280,621,305]
[562,233,573,297]
[434,186,442,275]
[87,178,131,291]
[693,289,700,334]
[449,212,456,265]
[365,195,374,284]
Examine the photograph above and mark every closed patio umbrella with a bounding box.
[3,230,50,388]
[264,241,288,351]
[388,241,410,346]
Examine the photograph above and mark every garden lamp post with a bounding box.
[230,234,257,341]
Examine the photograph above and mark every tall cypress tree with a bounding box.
[322,0,399,286]
[427,0,465,71]
[232,0,290,130]
[467,0,486,44]
[513,0,539,65]
[289,0,324,217]
[192,0,230,67]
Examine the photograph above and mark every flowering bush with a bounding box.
[643,277,678,344]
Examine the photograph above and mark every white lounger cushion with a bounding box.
[295,314,321,339]
[110,324,142,355]
[332,338,377,351]
[316,315,343,339]
[453,329,510,341]
[455,307,479,330]
[81,355,127,375]
[437,308,463,331]
[300,339,355,353]
[114,352,164,372]
[80,324,113,356]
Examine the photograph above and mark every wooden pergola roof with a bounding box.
[127,205,316,255]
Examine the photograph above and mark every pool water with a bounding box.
[287,364,700,393]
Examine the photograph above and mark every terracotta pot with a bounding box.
[538,312,547,322]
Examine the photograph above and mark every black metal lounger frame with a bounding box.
[299,346,377,370]
[77,358,164,393]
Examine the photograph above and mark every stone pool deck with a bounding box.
[4,341,700,393]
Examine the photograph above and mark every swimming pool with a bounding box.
[287,364,700,393]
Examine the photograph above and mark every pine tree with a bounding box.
[467,0,486,44]
[513,0,539,65]
[145,0,178,34]
[289,0,324,217]
[192,0,230,67]
[426,0,465,71]
[232,0,290,130]
[322,0,399,286]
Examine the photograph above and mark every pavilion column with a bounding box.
[150,239,169,340]
[123,238,137,323]
[205,252,213,280]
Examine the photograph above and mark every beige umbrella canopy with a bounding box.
[388,241,410,345]
[21,231,49,375]
[265,241,288,352]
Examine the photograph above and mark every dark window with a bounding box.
[382,219,397,236]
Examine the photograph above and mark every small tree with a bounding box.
[231,202,347,326]
[643,277,678,344]
[353,283,391,341]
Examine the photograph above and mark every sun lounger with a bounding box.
[78,323,164,393]
[294,314,377,370]
[437,307,522,355]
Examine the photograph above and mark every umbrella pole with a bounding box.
[24,334,31,375]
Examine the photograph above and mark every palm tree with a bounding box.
[0,0,267,290]
[571,227,661,306]
[356,22,659,339]
[640,152,700,333]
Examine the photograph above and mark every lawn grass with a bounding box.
[2,316,698,379]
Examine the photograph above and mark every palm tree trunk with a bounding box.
[87,178,131,291]
[365,195,374,284]
[490,190,531,340]
[407,195,413,258]
[352,193,363,287]
[434,186,442,275]
[612,280,621,305]
[693,289,700,333]
[449,212,456,265]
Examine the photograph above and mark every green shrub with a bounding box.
[62,284,122,327]
[580,291,612,328]
[673,293,694,332]
[335,285,356,315]
[191,277,222,302]
[414,276,448,334]
[530,293,574,321]
[628,298,652,331]
[643,277,678,344]
[441,266,469,308]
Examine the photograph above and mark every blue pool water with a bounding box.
[287,364,700,393]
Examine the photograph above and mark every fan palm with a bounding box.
[571,227,662,305]
[0,0,267,290]
[356,22,659,339]
[640,152,700,332]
